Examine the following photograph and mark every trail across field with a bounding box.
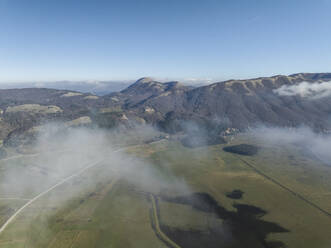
[0,148,124,236]
[237,155,331,217]
[150,194,182,248]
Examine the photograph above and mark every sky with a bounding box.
[0,0,331,82]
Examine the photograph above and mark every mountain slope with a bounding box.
[105,73,331,132]
[1,73,331,147]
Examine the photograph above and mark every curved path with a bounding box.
[150,194,182,248]
[0,148,124,235]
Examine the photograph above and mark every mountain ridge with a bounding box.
[1,72,331,148]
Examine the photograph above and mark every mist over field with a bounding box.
[2,116,331,247]
[0,124,190,218]
[1,0,331,246]
[249,126,331,165]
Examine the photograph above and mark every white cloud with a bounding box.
[274,81,331,99]
[250,126,331,165]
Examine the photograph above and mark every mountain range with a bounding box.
[1,73,331,147]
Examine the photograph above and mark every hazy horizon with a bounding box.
[0,71,328,85]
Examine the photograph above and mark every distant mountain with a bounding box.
[106,73,331,132]
[1,73,331,148]
[0,80,132,95]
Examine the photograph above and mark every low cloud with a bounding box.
[0,123,191,206]
[274,81,331,99]
[249,126,331,165]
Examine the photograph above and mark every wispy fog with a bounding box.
[274,81,331,99]
[0,124,190,221]
[249,126,331,165]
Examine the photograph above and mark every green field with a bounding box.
[0,136,331,247]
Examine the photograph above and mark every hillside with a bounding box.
[1,73,331,148]
[107,73,331,132]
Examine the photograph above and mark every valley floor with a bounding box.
[0,136,331,248]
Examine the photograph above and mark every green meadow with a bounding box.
[0,136,331,248]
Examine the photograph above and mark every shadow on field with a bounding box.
[223,144,259,156]
[159,192,289,248]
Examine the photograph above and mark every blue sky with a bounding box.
[0,0,330,82]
